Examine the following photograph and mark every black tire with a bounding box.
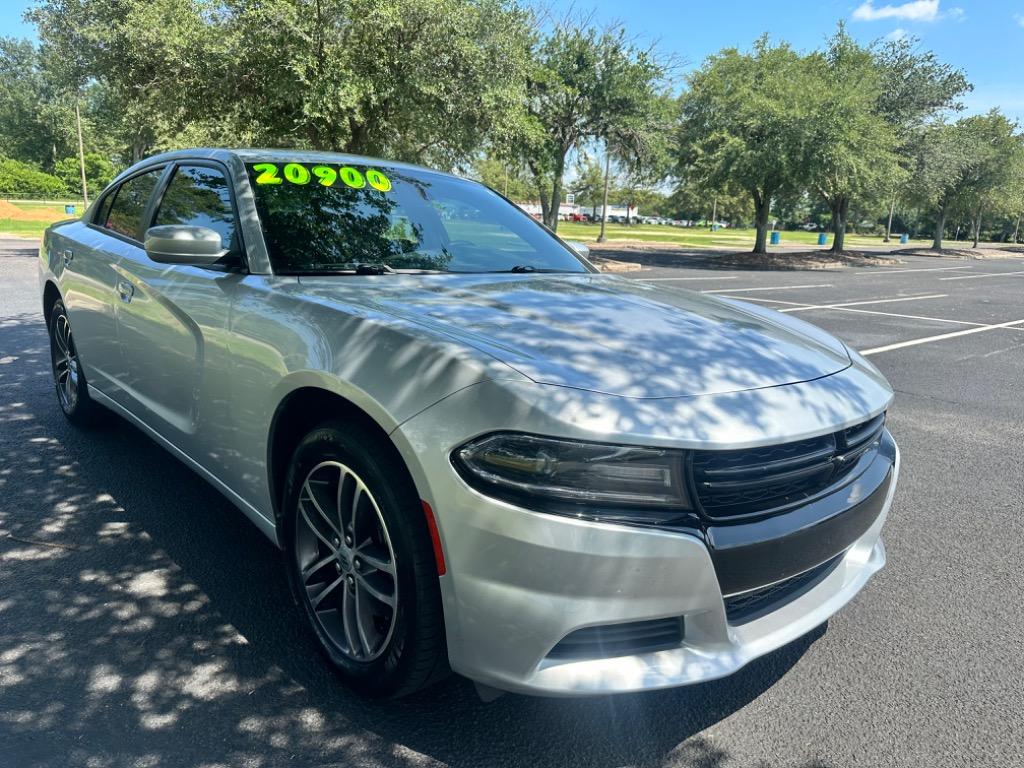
[282,420,449,698]
[48,299,107,427]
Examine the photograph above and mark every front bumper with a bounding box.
[392,376,897,696]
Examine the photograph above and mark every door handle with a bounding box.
[117,279,134,303]
[62,249,73,266]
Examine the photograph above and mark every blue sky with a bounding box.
[2,0,1022,120]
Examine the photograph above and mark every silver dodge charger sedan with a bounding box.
[39,148,898,698]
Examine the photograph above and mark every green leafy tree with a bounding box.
[953,112,1024,247]
[54,152,115,197]
[30,0,535,167]
[470,154,534,201]
[0,37,80,169]
[906,113,1022,250]
[903,121,970,249]
[804,28,901,253]
[679,38,811,254]
[519,24,668,230]
[873,34,971,241]
[0,156,69,197]
[570,154,607,218]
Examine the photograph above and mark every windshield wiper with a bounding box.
[503,265,568,273]
[353,262,396,275]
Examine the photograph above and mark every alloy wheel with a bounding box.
[52,312,80,412]
[295,461,399,662]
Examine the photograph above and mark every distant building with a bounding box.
[593,204,639,220]
[515,201,579,219]
[515,201,639,221]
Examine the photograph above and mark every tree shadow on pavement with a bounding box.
[0,313,825,768]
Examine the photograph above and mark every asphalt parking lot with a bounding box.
[2,236,1023,768]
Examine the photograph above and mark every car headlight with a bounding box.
[451,432,693,524]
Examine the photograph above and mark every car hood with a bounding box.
[296,273,851,398]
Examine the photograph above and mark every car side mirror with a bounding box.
[565,240,591,259]
[144,225,227,265]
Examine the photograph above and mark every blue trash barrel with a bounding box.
[64,204,76,215]
[711,224,719,232]
[900,233,909,244]
[770,231,781,245]
[818,233,828,246]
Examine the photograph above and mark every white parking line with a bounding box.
[716,293,944,310]
[939,270,1024,281]
[800,306,985,327]
[779,294,947,313]
[854,266,972,275]
[860,318,1024,356]
[703,283,833,294]
[718,296,806,305]
[637,276,738,282]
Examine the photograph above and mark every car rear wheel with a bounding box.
[282,421,449,697]
[48,299,106,427]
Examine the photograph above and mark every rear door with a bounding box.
[58,167,164,395]
[112,161,245,456]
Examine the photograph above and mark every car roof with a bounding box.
[134,147,451,177]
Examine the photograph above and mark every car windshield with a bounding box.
[245,161,589,275]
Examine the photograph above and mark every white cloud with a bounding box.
[884,27,909,40]
[852,0,940,22]
[1015,13,1024,27]
[946,7,966,21]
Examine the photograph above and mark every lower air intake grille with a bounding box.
[547,617,684,661]
[691,414,885,520]
[724,553,844,624]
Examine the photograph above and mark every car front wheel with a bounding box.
[282,421,449,697]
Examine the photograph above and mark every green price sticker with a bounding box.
[253,162,391,192]
[283,163,311,184]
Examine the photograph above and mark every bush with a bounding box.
[54,153,116,197]
[0,156,69,199]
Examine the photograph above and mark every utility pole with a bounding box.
[1013,211,1021,244]
[884,192,896,243]
[503,166,508,198]
[74,97,89,206]
[597,149,611,243]
[710,196,717,228]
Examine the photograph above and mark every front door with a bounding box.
[113,163,245,460]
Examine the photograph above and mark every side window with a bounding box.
[94,190,116,226]
[154,165,239,254]
[103,169,163,239]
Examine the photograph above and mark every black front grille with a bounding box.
[690,414,885,520]
[546,618,684,661]
[724,553,844,624]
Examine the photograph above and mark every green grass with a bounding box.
[0,199,81,239]
[0,219,55,237]
[555,222,931,249]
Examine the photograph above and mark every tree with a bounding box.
[0,156,68,198]
[54,152,115,197]
[904,122,968,250]
[570,154,607,218]
[470,154,534,201]
[679,37,811,254]
[0,37,80,169]
[30,0,535,167]
[519,23,668,230]
[905,113,1022,250]
[953,112,1023,247]
[804,27,901,253]
[874,34,970,241]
